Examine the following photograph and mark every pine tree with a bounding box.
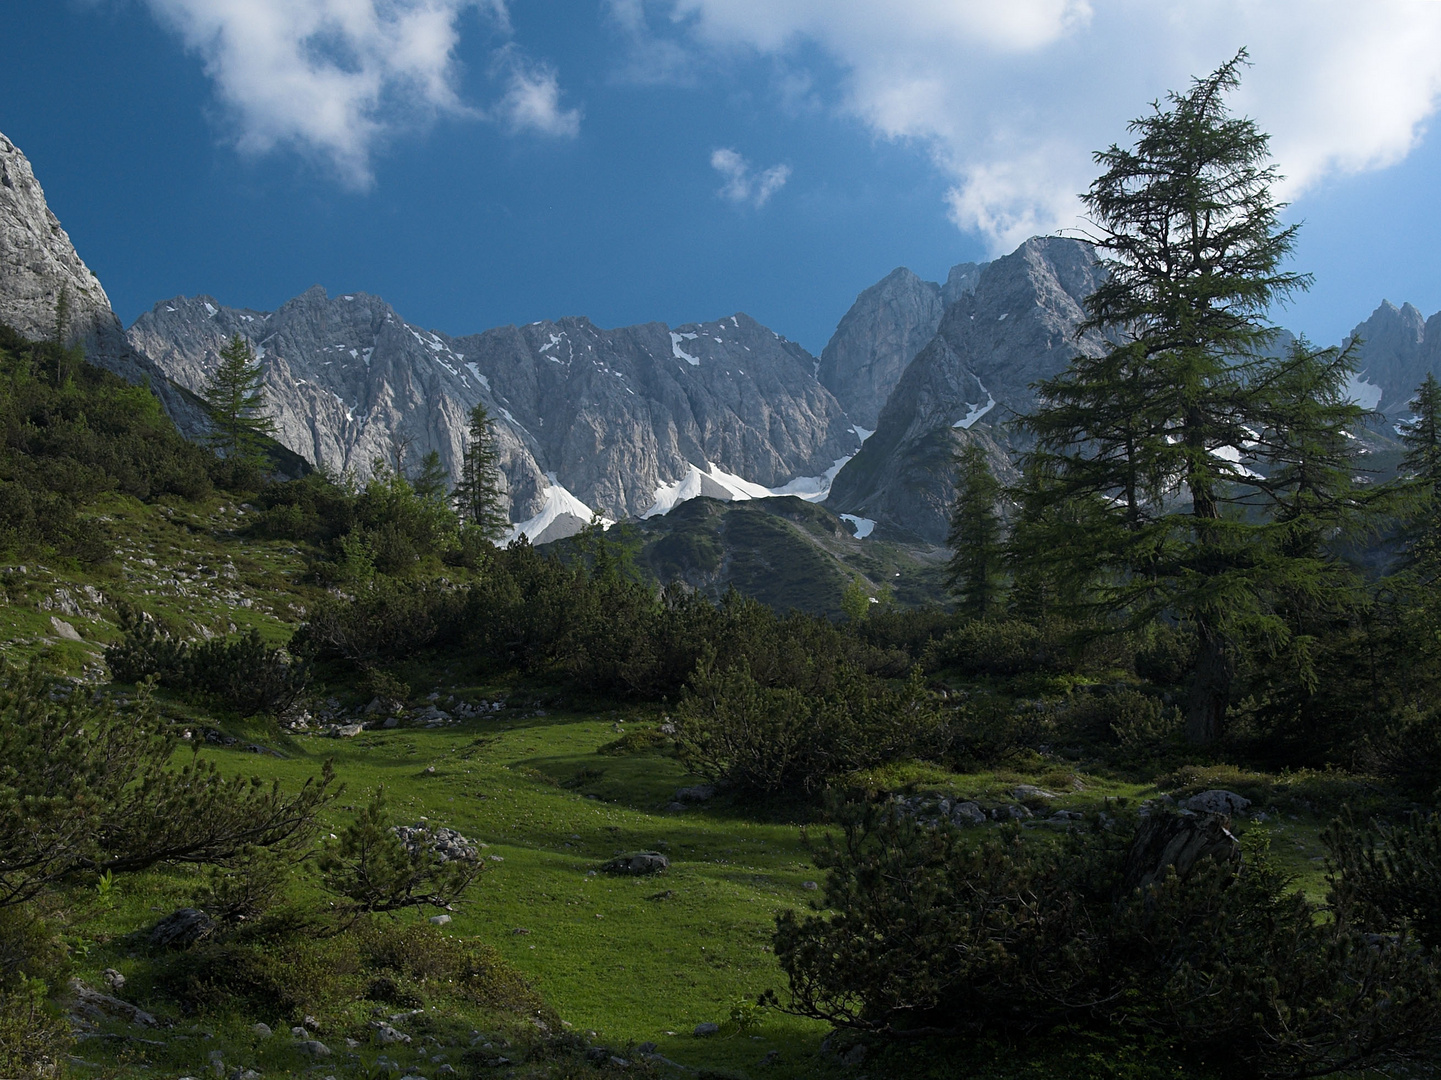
[946,443,1006,617]
[201,335,276,462]
[1020,52,1312,743]
[1398,373,1441,578]
[453,402,508,541]
[412,449,449,504]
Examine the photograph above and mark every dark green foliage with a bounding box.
[317,789,482,926]
[0,661,334,908]
[453,402,508,541]
[201,334,276,463]
[675,662,940,797]
[1019,54,1340,745]
[106,612,309,717]
[775,799,1441,1077]
[922,618,1057,678]
[1327,810,1441,949]
[292,576,468,665]
[0,322,212,561]
[946,443,1005,617]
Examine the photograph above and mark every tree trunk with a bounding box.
[1186,622,1232,743]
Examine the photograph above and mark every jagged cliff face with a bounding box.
[827,237,1108,544]
[1345,300,1441,418]
[451,314,857,521]
[0,131,209,437]
[818,262,985,430]
[129,291,860,530]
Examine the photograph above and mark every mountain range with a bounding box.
[2,126,1438,553]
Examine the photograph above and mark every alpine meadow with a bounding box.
[4,36,1441,1080]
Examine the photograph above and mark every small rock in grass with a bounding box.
[296,1039,331,1057]
[429,914,451,926]
[1012,784,1058,801]
[694,1022,720,1037]
[332,723,365,738]
[372,1022,412,1046]
[802,881,818,891]
[101,968,125,990]
[252,1022,271,1038]
[149,908,215,949]
[601,851,668,876]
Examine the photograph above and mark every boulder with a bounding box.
[148,908,216,950]
[601,852,669,876]
[1181,789,1251,816]
[950,801,987,826]
[372,1022,412,1046]
[674,785,715,803]
[332,723,365,738]
[296,1039,331,1057]
[1121,810,1240,894]
[693,1022,720,1037]
[67,978,159,1028]
[1012,784,1058,802]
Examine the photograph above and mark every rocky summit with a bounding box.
[0,130,209,438]
[818,261,985,430]
[1344,299,1441,420]
[827,236,1108,543]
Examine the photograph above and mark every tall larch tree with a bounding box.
[453,402,509,542]
[1020,51,1314,743]
[201,334,276,462]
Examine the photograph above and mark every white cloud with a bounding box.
[620,0,1441,252]
[494,47,582,137]
[711,148,791,207]
[141,0,578,187]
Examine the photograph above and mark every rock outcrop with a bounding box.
[818,262,984,430]
[827,236,1108,543]
[1344,300,1441,419]
[0,131,210,438]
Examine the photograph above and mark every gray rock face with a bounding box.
[1121,810,1240,894]
[819,263,985,430]
[827,237,1108,543]
[0,130,210,439]
[131,292,859,530]
[1345,300,1441,418]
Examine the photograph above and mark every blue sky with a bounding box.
[5,1,1441,354]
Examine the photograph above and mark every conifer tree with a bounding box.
[412,449,449,504]
[1398,373,1441,578]
[202,334,276,462]
[1020,52,1312,743]
[453,402,508,541]
[946,443,1006,617]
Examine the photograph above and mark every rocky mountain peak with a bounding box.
[1344,299,1441,417]
[0,130,210,437]
[826,236,1106,543]
[819,260,988,430]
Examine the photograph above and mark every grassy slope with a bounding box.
[7,493,1367,1079]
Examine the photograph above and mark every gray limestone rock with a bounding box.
[827,237,1109,543]
[0,131,211,440]
[1181,789,1251,816]
[1343,300,1441,419]
[1121,810,1241,894]
[819,262,986,431]
[129,292,860,530]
